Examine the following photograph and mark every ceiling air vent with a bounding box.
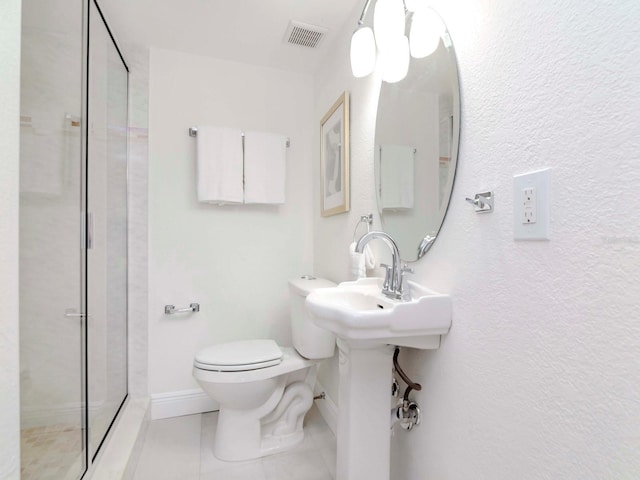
[285,20,328,49]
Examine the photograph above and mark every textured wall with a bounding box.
[0,1,22,478]
[148,48,315,395]
[314,0,640,478]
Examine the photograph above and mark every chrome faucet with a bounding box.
[355,231,413,300]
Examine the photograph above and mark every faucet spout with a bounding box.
[355,231,404,300]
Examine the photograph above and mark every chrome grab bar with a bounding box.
[164,303,200,315]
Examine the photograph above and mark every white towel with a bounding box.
[363,243,376,270]
[196,126,243,204]
[379,144,414,209]
[348,242,377,280]
[243,131,287,204]
[349,242,366,280]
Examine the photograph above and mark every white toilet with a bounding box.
[193,276,336,461]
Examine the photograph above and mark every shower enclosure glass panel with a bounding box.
[19,0,86,479]
[87,1,129,459]
[20,0,129,476]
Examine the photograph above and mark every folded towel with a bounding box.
[348,242,376,280]
[196,126,243,204]
[379,144,415,209]
[349,242,366,280]
[244,131,287,204]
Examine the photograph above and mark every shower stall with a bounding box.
[19,0,129,478]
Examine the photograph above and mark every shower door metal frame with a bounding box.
[83,0,129,471]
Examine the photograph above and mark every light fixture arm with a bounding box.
[351,0,412,81]
[357,0,373,26]
[358,0,409,25]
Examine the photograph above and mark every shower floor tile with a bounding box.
[20,424,84,480]
[133,405,336,480]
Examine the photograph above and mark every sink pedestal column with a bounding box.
[335,339,394,480]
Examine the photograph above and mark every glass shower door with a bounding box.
[86,0,129,459]
[19,1,86,478]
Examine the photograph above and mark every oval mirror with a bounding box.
[374,8,460,262]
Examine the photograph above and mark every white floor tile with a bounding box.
[317,445,337,479]
[133,415,201,480]
[200,462,268,480]
[133,404,336,480]
[262,450,333,480]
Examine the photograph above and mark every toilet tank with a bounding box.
[289,276,336,359]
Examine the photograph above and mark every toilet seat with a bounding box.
[194,346,316,384]
[194,339,283,372]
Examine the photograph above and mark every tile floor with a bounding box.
[132,406,336,480]
[20,424,83,480]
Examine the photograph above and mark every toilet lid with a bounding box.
[194,339,283,372]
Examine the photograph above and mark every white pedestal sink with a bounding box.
[306,277,452,480]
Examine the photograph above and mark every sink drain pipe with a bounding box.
[393,347,421,401]
[392,347,422,431]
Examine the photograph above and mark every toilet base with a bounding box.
[212,379,314,461]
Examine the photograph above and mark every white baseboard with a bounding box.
[150,388,218,420]
[313,382,337,436]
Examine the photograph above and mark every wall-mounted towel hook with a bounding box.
[465,191,494,213]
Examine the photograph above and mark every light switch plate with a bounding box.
[514,168,550,240]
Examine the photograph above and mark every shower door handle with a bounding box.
[87,212,94,249]
[65,308,91,318]
[81,212,94,250]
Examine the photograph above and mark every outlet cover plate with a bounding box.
[514,168,551,240]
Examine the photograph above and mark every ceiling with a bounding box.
[102,0,363,74]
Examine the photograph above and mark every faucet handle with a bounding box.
[380,263,392,291]
[399,264,414,300]
[401,264,414,275]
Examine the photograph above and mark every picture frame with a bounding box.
[320,91,350,216]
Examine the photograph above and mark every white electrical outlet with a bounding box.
[521,187,537,224]
[514,169,550,240]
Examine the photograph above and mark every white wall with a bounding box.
[126,44,150,399]
[314,0,640,478]
[94,0,151,401]
[148,48,315,396]
[0,1,22,478]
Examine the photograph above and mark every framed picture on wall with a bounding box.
[320,91,350,216]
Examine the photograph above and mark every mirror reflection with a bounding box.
[374,8,460,262]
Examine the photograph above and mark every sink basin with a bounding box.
[305,277,451,349]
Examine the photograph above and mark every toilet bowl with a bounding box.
[193,276,336,461]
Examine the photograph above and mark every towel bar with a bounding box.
[165,303,200,315]
[189,127,290,148]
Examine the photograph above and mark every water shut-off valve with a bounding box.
[393,399,421,431]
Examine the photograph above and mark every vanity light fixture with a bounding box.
[350,0,376,78]
[350,23,376,77]
[373,0,406,51]
[409,7,444,58]
[379,35,410,83]
[350,0,442,82]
